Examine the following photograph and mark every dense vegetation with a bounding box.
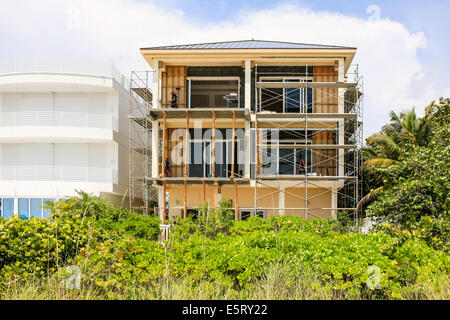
[0,99,449,300]
[1,195,449,299]
[361,98,450,252]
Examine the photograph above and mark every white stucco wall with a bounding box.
[0,59,130,214]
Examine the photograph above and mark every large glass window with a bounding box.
[2,198,14,219]
[0,197,56,219]
[188,131,240,178]
[189,79,239,108]
[43,198,56,218]
[18,198,30,219]
[260,129,313,176]
[284,79,313,113]
[30,198,43,218]
[279,144,295,175]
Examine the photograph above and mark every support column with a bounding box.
[152,59,159,108]
[161,181,167,224]
[338,58,345,177]
[331,184,337,219]
[151,120,160,178]
[244,121,250,178]
[184,110,189,177]
[244,59,251,110]
[279,185,285,216]
[256,129,262,175]
[231,110,236,178]
[212,111,216,178]
[161,111,167,177]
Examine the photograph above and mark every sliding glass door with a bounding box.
[283,78,313,113]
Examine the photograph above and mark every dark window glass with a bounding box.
[240,211,251,220]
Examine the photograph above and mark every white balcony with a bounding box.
[0,111,117,129]
[0,165,118,184]
[0,58,130,92]
[0,111,118,143]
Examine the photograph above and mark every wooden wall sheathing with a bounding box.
[161,66,187,108]
[312,130,337,176]
[313,66,338,113]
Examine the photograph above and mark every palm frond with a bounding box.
[355,186,384,212]
[362,157,395,170]
[361,147,378,158]
[366,133,401,160]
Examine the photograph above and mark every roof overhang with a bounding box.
[140,48,357,73]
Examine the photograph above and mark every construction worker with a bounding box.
[164,158,171,177]
[170,91,178,108]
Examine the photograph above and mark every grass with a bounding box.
[2,262,449,300]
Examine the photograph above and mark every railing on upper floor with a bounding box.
[0,111,118,131]
[0,166,118,184]
[0,58,130,91]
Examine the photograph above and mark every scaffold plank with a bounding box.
[256,82,357,89]
[131,87,153,102]
[149,108,249,120]
[256,112,357,119]
[257,144,357,149]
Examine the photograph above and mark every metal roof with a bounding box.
[141,39,356,50]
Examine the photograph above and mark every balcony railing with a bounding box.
[0,111,118,131]
[0,58,130,90]
[0,166,118,184]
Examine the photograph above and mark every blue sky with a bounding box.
[0,0,448,135]
[148,0,449,71]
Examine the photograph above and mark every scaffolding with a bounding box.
[129,71,156,214]
[252,64,363,220]
[129,64,363,221]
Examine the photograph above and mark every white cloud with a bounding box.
[1,0,447,136]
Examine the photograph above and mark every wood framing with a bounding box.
[134,40,362,221]
[161,66,187,108]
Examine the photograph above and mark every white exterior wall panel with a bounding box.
[0,59,130,214]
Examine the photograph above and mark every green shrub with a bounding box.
[0,191,160,283]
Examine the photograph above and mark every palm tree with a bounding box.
[362,102,435,170]
[356,102,435,213]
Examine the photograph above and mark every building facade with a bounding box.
[0,59,131,219]
[131,40,363,222]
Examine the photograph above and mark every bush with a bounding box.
[1,193,449,300]
[0,191,160,283]
[78,216,449,299]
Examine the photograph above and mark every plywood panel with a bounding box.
[313,66,338,113]
[312,130,336,176]
[161,66,187,108]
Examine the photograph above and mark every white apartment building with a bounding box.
[0,59,130,219]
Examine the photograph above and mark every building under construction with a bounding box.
[129,40,363,223]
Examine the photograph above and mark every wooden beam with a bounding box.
[234,180,238,220]
[231,110,236,178]
[256,129,262,175]
[214,181,218,209]
[183,179,187,219]
[162,181,166,224]
[202,179,206,204]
